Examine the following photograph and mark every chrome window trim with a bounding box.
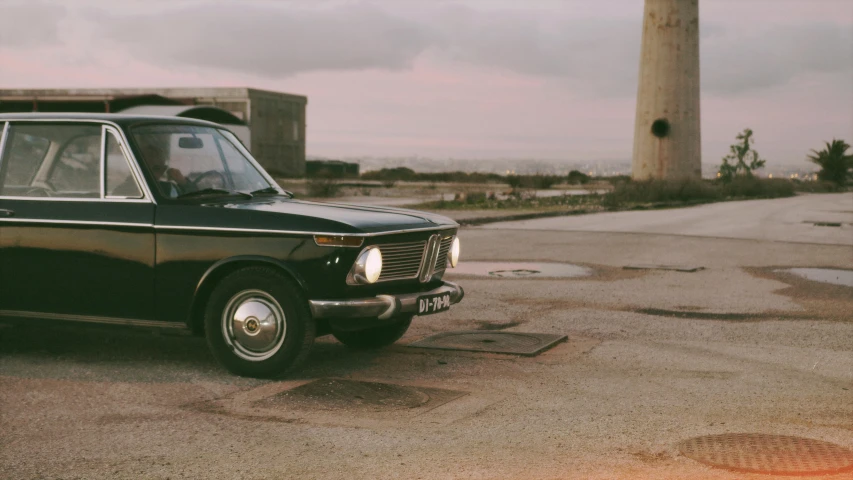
[103,126,145,200]
[0,122,8,176]
[99,125,107,198]
[0,119,156,203]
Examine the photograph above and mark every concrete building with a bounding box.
[632,0,702,180]
[0,87,307,176]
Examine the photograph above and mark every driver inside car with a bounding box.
[137,140,189,198]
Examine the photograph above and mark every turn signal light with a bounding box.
[314,235,364,248]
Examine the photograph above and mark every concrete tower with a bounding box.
[632,0,701,180]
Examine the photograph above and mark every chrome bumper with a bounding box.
[309,281,464,320]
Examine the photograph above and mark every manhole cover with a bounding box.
[779,268,853,288]
[624,264,704,272]
[258,379,465,412]
[448,262,592,278]
[678,433,853,476]
[409,331,567,356]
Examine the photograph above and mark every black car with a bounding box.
[0,114,463,377]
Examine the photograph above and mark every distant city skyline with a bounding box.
[1,0,851,165]
[320,155,819,180]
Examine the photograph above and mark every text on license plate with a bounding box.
[417,293,451,315]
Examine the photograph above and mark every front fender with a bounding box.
[188,255,310,333]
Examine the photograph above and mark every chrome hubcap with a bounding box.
[222,289,287,361]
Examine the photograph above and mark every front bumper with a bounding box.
[309,281,464,320]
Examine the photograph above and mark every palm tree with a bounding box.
[807,139,853,186]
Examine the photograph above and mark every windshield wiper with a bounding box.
[177,188,253,199]
[250,186,294,198]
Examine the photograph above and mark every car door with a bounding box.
[0,121,157,322]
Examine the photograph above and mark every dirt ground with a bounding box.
[1,194,851,479]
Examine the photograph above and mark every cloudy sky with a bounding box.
[1,0,851,165]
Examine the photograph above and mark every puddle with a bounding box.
[781,268,853,287]
[448,262,592,278]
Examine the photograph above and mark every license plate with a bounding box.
[417,293,451,315]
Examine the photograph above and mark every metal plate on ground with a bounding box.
[409,331,567,356]
[256,378,466,412]
[678,433,853,476]
[624,264,704,272]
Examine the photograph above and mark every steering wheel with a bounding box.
[189,170,227,190]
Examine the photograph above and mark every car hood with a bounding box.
[189,197,457,234]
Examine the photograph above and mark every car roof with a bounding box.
[0,112,223,129]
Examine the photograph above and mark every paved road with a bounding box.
[1,194,851,479]
[481,193,853,245]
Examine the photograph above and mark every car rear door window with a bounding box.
[0,123,102,198]
[0,127,50,194]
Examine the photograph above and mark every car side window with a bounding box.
[47,132,101,197]
[0,126,51,196]
[105,130,142,198]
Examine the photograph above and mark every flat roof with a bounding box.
[0,112,223,128]
[0,87,307,103]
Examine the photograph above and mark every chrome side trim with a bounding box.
[0,310,189,330]
[0,196,150,203]
[0,218,152,228]
[153,224,456,237]
[0,217,455,237]
[309,281,464,320]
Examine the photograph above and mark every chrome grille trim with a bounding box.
[377,240,427,281]
[433,235,454,274]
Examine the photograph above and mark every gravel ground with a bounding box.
[1,194,851,479]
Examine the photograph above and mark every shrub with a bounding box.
[306,172,340,197]
[532,175,562,189]
[603,178,719,207]
[604,177,795,208]
[720,177,794,198]
[567,170,591,185]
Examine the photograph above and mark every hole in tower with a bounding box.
[651,118,671,138]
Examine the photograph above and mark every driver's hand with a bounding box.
[166,168,187,185]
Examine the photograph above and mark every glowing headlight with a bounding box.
[449,237,460,268]
[348,247,383,284]
[364,247,382,283]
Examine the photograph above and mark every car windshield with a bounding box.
[130,124,276,199]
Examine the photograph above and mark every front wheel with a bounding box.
[204,267,314,378]
[332,315,413,349]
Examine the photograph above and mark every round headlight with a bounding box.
[364,247,383,283]
[449,237,460,268]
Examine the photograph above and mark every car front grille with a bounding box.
[376,234,455,283]
[433,235,453,275]
[378,240,427,281]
